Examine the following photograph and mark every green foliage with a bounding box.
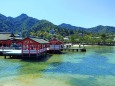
[70,35,76,43]
[101,33,107,44]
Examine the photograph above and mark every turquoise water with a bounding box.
[0,46,115,86]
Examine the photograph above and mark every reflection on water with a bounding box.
[0,46,115,86]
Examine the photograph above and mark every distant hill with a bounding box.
[0,13,39,32]
[58,23,86,31]
[0,13,115,37]
[0,13,38,32]
[14,14,38,32]
[0,14,13,32]
[87,25,115,34]
[59,23,115,34]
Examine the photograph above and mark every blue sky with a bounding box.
[0,0,115,28]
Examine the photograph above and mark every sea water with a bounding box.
[0,46,115,86]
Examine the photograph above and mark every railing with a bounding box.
[0,47,22,50]
[22,48,47,54]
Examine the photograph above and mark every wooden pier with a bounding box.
[0,50,47,59]
[62,48,86,52]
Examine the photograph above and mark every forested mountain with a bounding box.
[0,13,115,38]
[0,14,13,32]
[87,25,115,34]
[59,23,86,31]
[0,13,39,32]
[59,23,115,34]
[0,13,75,38]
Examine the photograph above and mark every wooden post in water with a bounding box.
[36,54,38,60]
[9,56,11,59]
[83,44,85,49]
[4,55,6,59]
[22,54,23,59]
[29,53,30,59]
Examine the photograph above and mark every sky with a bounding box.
[0,0,115,28]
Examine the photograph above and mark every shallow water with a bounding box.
[0,46,115,86]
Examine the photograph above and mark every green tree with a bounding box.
[70,34,76,43]
[101,33,106,45]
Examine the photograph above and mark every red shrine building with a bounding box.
[0,32,14,48]
[0,32,22,49]
[0,32,64,57]
[18,38,49,55]
[49,38,63,51]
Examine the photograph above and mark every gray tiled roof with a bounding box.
[0,33,11,40]
[31,38,49,44]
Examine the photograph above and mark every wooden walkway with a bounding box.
[0,49,47,59]
[62,48,86,52]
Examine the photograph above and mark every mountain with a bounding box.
[59,23,115,34]
[0,14,72,38]
[10,14,39,32]
[0,13,39,32]
[59,23,86,31]
[0,14,13,32]
[87,25,115,34]
[0,13,115,37]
